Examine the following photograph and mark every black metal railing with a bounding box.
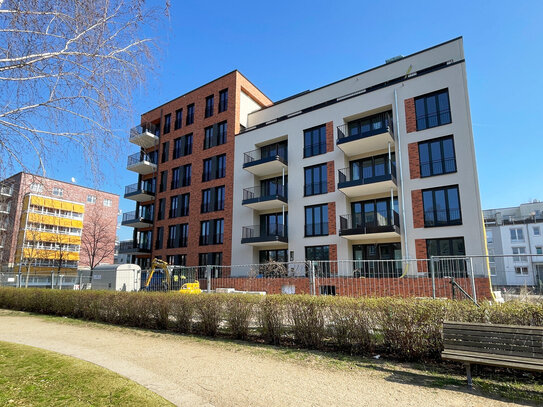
[127,152,157,167]
[420,157,456,177]
[424,209,462,227]
[242,224,288,240]
[119,241,151,253]
[122,210,153,224]
[124,182,155,196]
[338,165,396,185]
[339,211,400,234]
[337,112,393,141]
[130,122,159,139]
[243,148,288,165]
[242,185,287,202]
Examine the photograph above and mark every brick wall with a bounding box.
[411,189,424,228]
[404,98,417,133]
[326,121,334,153]
[408,142,420,179]
[327,161,335,193]
[328,202,336,235]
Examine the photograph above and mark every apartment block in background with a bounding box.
[484,201,543,288]
[0,172,119,273]
[121,71,271,271]
[232,37,486,276]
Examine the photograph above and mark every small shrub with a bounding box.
[259,296,286,345]
[226,295,259,340]
[287,296,327,349]
[194,294,223,337]
[170,295,195,333]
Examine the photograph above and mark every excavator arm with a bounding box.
[143,258,171,291]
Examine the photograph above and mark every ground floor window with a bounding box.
[352,243,401,277]
[305,245,331,276]
[426,237,466,277]
[259,249,288,263]
[198,252,223,278]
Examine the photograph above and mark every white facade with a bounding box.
[231,38,485,276]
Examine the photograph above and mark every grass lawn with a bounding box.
[0,341,173,406]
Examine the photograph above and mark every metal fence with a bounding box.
[0,257,504,303]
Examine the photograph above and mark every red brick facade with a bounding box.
[408,142,420,179]
[411,189,424,228]
[329,244,337,261]
[328,202,336,235]
[404,98,417,133]
[138,71,272,268]
[326,121,334,153]
[327,161,335,193]
[415,239,427,260]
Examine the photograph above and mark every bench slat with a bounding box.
[442,351,543,372]
[444,328,543,343]
[443,322,543,335]
[444,332,543,348]
[443,341,543,359]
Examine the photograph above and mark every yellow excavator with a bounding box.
[142,258,202,294]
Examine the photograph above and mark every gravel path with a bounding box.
[0,312,528,407]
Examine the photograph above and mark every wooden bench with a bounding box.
[442,321,543,388]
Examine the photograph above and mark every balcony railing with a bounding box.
[338,165,396,186]
[242,185,287,203]
[118,240,151,254]
[127,152,157,167]
[243,148,288,166]
[0,203,11,213]
[124,182,155,196]
[122,210,153,224]
[0,184,14,196]
[337,112,393,142]
[339,211,400,235]
[241,223,288,244]
[424,209,462,227]
[130,122,159,139]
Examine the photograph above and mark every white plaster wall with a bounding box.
[239,91,263,128]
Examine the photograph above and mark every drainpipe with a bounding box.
[394,88,409,259]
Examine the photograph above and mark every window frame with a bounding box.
[303,124,326,158]
[418,135,457,178]
[163,113,171,134]
[304,163,328,196]
[414,88,452,131]
[422,185,462,227]
[304,204,329,237]
[205,95,214,118]
[219,89,228,113]
[186,104,194,125]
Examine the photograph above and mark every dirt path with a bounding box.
[0,312,528,407]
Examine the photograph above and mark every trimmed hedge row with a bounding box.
[1,288,542,362]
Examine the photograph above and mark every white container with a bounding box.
[89,264,141,292]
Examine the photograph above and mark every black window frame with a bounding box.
[418,135,457,177]
[201,186,225,213]
[157,198,165,220]
[305,204,329,237]
[305,245,330,275]
[304,163,328,196]
[303,124,327,158]
[199,218,224,246]
[186,104,194,125]
[163,113,171,134]
[174,108,182,130]
[173,133,193,159]
[415,88,452,131]
[202,154,226,182]
[422,185,462,227]
[205,95,214,118]
[155,226,163,250]
[159,170,167,193]
[219,89,228,113]
[259,249,288,264]
[161,141,169,163]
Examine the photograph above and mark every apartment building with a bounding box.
[0,172,119,273]
[232,37,486,276]
[484,201,543,288]
[122,71,271,270]
[122,37,486,276]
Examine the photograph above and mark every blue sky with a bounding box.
[41,1,543,240]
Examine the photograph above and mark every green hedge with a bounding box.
[1,288,542,362]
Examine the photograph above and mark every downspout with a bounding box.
[394,89,409,260]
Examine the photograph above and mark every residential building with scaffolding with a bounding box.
[484,201,543,288]
[0,172,119,273]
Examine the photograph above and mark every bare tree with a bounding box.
[80,207,115,273]
[0,0,169,176]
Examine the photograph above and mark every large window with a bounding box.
[426,237,465,257]
[174,109,182,130]
[198,252,223,278]
[202,154,226,181]
[205,95,214,118]
[173,134,193,159]
[167,224,188,248]
[259,249,288,263]
[305,204,329,237]
[349,153,395,183]
[171,165,191,189]
[200,219,224,245]
[163,113,171,134]
[155,227,163,250]
[415,89,451,131]
[204,122,227,150]
[186,103,194,125]
[303,124,326,158]
[422,185,461,227]
[219,89,228,112]
[512,247,527,262]
[261,140,287,161]
[305,245,330,276]
[201,186,225,213]
[157,198,165,220]
[168,254,186,266]
[510,228,525,242]
[350,198,398,229]
[418,136,456,177]
[161,141,169,163]
[346,111,391,139]
[159,171,167,192]
[169,193,190,218]
[304,164,327,196]
[261,176,287,198]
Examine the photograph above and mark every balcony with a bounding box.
[118,240,151,255]
[337,112,394,156]
[124,182,155,203]
[0,203,10,214]
[243,148,288,177]
[127,152,157,175]
[0,184,13,197]
[338,166,397,198]
[242,185,287,211]
[121,210,153,228]
[339,211,400,242]
[0,221,7,231]
[241,224,288,246]
[129,123,159,149]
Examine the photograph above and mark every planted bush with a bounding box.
[287,296,327,349]
[194,294,223,337]
[226,295,258,340]
[259,296,286,345]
